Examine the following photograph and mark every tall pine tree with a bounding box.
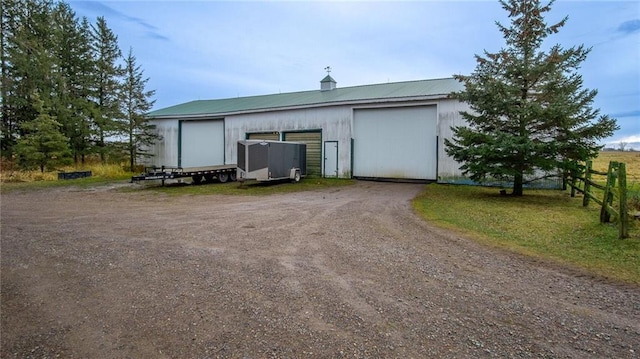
[445,0,617,196]
[51,3,96,164]
[1,0,57,156]
[90,16,124,163]
[121,47,159,172]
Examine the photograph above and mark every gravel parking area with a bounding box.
[1,181,639,358]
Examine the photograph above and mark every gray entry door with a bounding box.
[323,141,338,177]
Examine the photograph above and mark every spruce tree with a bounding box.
[51,3,95,164]
[445,0,618,196]
[90,16,124,163]
[1,0,57,157]
[15,92,70,172]
[121,47,159,172]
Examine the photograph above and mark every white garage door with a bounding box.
[353,106,437,180]
[180,119,224,168]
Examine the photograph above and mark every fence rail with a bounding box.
[566,160,629,239]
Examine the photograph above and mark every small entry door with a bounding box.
[323,141,338,177]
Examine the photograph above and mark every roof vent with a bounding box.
[320,66,336,91]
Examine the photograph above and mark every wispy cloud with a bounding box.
[611,110,640,118]
[71,1,169,41]
[617,19,640,35]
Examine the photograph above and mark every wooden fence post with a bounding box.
[600,161,618,223]
[583,161,592,207]
[618,163,628,239]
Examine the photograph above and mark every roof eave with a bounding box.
[147,94,452,120]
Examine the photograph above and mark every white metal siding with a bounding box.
[353,106,437,180]
[225,106,352,177]
[437,99,472,182]
[180,120,224,167]
[145,119,179,167]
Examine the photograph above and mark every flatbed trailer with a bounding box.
[131,164,237,186]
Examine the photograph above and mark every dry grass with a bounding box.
[591,151,640,212]
[0,158,130,183]
[592,151,640,183]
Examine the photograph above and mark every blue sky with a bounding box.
[68,0,640,148]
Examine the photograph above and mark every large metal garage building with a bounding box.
[145,76,471,183]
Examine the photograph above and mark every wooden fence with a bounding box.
[566,161,629,239]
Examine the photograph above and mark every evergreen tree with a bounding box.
[0,0,16,153]
[1,0,57,157]
[51,3,95,164]
[15,92,70,172]
[121,47,159,172]
[90,16,124,163]
[445,0,618,196]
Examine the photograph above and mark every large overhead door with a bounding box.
[353,106,437,180]
[283,131,321,176]
[247,132,280,141]
[180,119,224,168]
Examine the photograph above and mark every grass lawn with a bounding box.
[413,184,640,284]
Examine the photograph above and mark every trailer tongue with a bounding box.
[131,164,237,186]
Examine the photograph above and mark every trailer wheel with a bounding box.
[192,175,203,185]
[218,172,229,183]
[229,172,237,181]
[293,170,301,183]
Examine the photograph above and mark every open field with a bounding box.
[594,151,640,183]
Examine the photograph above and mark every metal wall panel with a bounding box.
[180,119,224,168]
[145,119,179,167]
[224,106,352,178]
[283,131,322,176]
[353,106,437,180]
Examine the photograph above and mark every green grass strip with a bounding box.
[413,184,640,284]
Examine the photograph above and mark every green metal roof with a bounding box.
[148,77,463,118]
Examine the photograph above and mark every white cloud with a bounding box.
[608,134,640,144]
[68,0,639,142]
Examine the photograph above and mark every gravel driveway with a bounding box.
[1,181,639,358]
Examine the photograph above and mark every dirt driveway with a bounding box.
[1,181,638,358]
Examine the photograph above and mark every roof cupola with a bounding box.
[320,66,336,91]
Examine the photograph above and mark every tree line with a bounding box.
[1,0,158,172]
